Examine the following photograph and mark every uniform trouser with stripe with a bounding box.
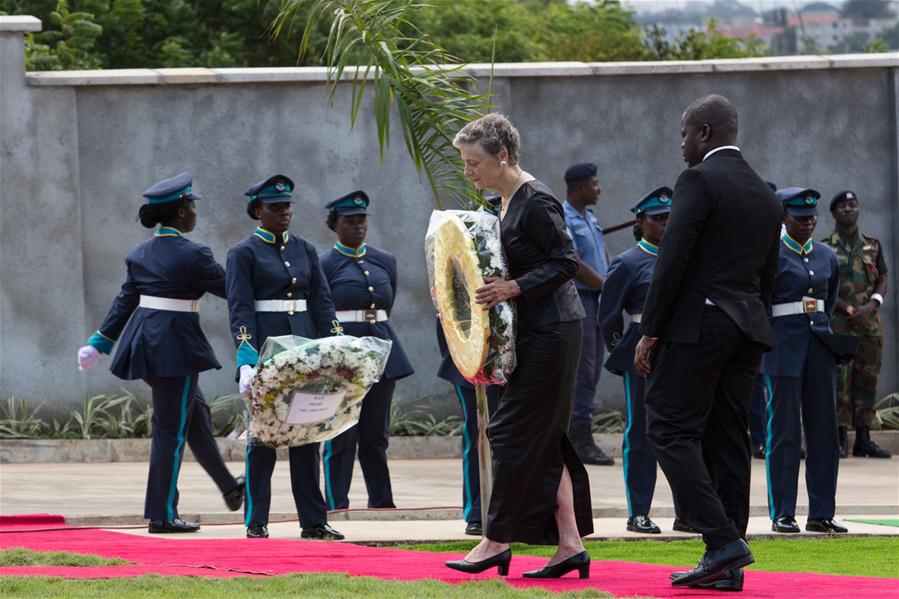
[763,336,839,521]
[244,443,327,529]
[454,383,501,524]
[323,378,397,510]
[622,372,685,519]
[144,374,197,521]
[190,387,240,495]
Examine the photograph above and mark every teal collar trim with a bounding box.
[782,233,813,255]
[254,227,289,244]
[334,241,367,258]
[154,226,183,237]
[637,239,660,256]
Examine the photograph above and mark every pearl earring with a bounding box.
[500,160,508,167]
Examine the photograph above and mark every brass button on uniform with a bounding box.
[809,270,815,276]
[803,258,809,263]
[370,303,376,309]
[284,261,290,267]
[291,277,297,284]
[364,271,370,276]
[368,286,374,292]
[807,288,813,293]
[287,292,293,298]
[280,246,285,251]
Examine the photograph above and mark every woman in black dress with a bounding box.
[444,114,593,579]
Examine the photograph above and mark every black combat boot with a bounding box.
[570,424,614,466]
[852,426,892,458]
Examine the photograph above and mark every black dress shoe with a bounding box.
[445,548,511,576]
[670,539,754,587]
[246,524,269,538]
[671,568,743,591]
[148,518,200,533]
[301,523,345,540]
[672,518,698,533]
[523,550,590,579]
[465,521,483,536]
[627,515,661,534]
[223,475,245,511]
[772,516,801,533]
[806,518,848,533]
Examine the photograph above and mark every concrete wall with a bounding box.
[2,17,898,416]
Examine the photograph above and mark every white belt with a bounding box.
[139,295,200,312]
[255,299,307,313]
[336,309,388,323]
[630,313,642,323]
[772,297,824,317]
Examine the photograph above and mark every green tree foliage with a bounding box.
[643,19,766,60]
[6,0,888,70]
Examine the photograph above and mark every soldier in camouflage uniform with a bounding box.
[823,191,890,459]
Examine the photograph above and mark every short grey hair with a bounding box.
[453,113,521,165]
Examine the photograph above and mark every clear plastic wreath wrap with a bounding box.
[425,209,516,385]
[247,334,392,448]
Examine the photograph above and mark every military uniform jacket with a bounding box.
[226,229,338,371]
[320,245,414,380]
[759,239,839,378]
[100,233,225,380]
[822,230,888,337]
[597,243,658,376]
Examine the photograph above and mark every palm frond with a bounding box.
[272,0,490,208]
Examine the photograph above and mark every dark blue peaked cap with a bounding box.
[776,187,820,217]
[142,172,204,205]
[564,162,598,183]
[245,174,295,203]
[631,186,673,215]
[325,190,369,216]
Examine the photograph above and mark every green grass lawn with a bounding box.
[2,573,613,599]
[0,548,129,567]
[400,537,899,579]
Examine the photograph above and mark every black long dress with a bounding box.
[485,179,593,545]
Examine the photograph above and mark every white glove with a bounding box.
[239,365,257,398]
[78,345,101,371]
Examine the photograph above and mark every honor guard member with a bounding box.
[759,188,848,534]
[226,174,344,540]
[320,191,414,510]
[562,162,614,466]
[77,172,245,533]
[598,187,692,535]
[823,191,891,459]
[435,194,503,536]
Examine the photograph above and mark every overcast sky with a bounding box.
[620,0,846,12]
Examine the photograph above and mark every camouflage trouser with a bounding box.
[836,332,882,428]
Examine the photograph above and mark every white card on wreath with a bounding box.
[286,391,346,424]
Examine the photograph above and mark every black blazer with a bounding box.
[501,180,585,333]
[640,149,782,348]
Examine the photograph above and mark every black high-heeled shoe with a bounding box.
[522,550,590,579]
[444,548,512,576]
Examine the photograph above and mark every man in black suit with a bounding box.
[634,94,782,591]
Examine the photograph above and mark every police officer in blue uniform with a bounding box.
[760,188,848,535]
[77,172,244,533]
[598,187,693,535]
[320,190,414,510]
[226,174,344,540]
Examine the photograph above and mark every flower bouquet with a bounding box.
[425,209,516,385]
[247,334,392,448]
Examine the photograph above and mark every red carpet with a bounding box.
[1,515,896,597]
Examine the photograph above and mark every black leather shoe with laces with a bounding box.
[806,518,848,533]
[223,475,245,511]
[148,518,200,533]
[246,524,269,538]
[626,515,661,534]
[772,517,801,533]
[301,523,345,540]
[670,540,754,587]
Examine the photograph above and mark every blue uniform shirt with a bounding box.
[90,227,225,380]
[597,240,659,375]
[226,227,338,371]
[563,201,609,289]
[320,243,414,380]
[759,235,839,378]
